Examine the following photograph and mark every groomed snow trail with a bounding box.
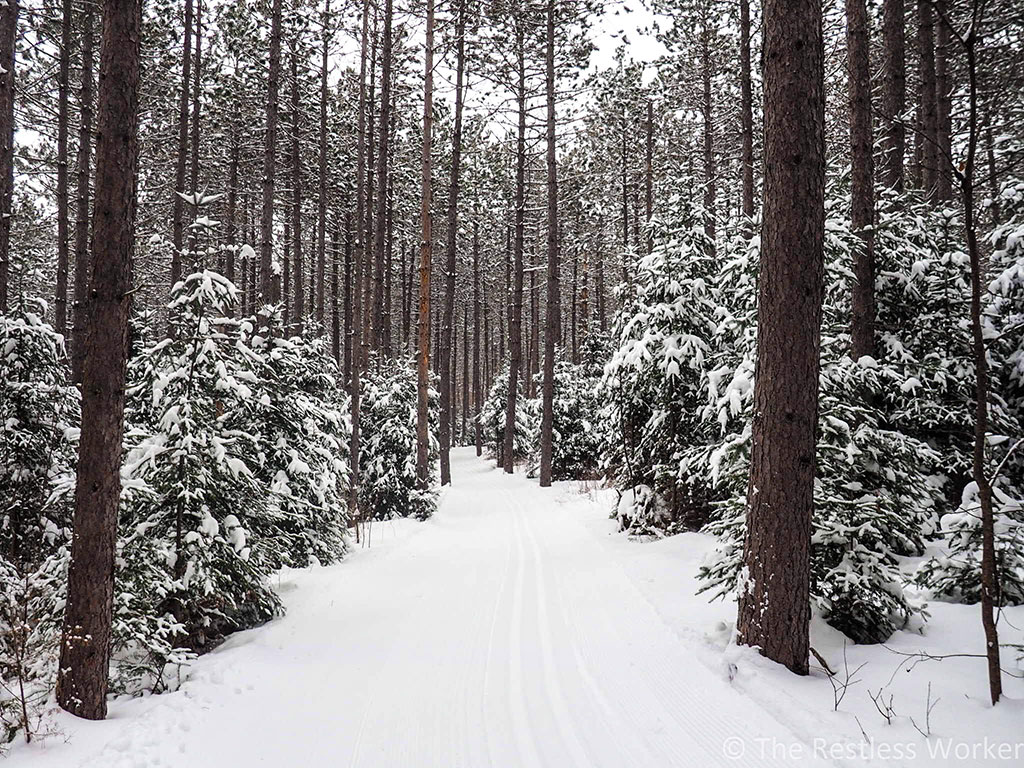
[18,448,836,768]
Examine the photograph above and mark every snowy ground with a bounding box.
[8,448,1023,767]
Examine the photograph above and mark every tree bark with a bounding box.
[350,0,370,533]
[461,304,468,442]
[958,14,1001,705]
[740,0,755,223]
[0,0,17,313]
[170,0,193,296]
[225,128,238,284]
[846,0,875,359]
[290,44,303,330]
[332,225,340,361]
[539,0,558,488]
[701,17,716,253]
[260,0,283,306]
[918,0,937,198]
[344,210,353,380]
[736,0,825,677]
[317,0,331,329]
[644,99,654,253]
[71,1,94,384]
[57,0,140,718]
[881,0,906,191]
[473,221,481,456]
[56,0,72,334]
[371,0,393,356]
[503,18,526,475]
[934,0,952,201]
[439,0,466,486]
[189,0,202,201]
[415,0,435,490]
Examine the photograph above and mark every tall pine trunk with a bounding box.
[0,0,17,312]
[57,0,141,718]
[956,9,1001,705]
[372,0,393,354]
[415,0,435,489]
[503,19,526,475]
[170,0,193,297]
[350,0,370,534]
[539,0,558,488]
[934,0,952,201]
[881,0,906,191]
[917,0,937,197]
[846,0,875,359]
[290,44,303,329]
[473,221,482,455]
[55,0,72,334]
[736,0,825,677]
[260,0,283,305]
[740,0,755,223]
[71,2,94,384]
[701,17,715,254]
[439,0,466,486]
[317,0,331,328]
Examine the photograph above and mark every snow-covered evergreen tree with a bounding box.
[0,298,78,737]
[477,365,535,468]
[118,272,279,673]
[246,309,350,568]
[359,356,438,521]
[529,337,605,481]
[597,195,720,534]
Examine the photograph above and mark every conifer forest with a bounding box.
[2,0,1024,764]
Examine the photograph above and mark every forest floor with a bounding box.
[9,448,1024,767]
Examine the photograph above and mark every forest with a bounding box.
[1,0,1023,763]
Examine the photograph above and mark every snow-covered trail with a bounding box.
[17,448,835,768]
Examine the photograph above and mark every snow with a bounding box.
[8,449,1023,767]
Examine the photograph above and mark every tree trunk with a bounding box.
[170,0,193,299]
[644,99,654,253]
[740,0,755,222]
[539,0,558,488]
[958,16,1001,706]
[461,304,468,442]
[71,1,94,384]
[934,0,952,201]
[439,0,466,486]
[290,44,303,330]
[503,19,526,475]
[225,128,238,284]
[350,0,370,534]
[189,0,202,203]
[260,0,283,306]
[344,210,353,380]
[363,14,377,360]
[372,0,393,356]
[736,0,825,677]
[57,0,140,718]
[317,0,331,328]
[881,0,906,192]
[0,0,16,313]
[332,225,340,361]
[473,221,481,456]
[55,0,72,334]
[415,0,435,490]
[701,17,716,253]
[846,0,875,359]
[918,0,937,198]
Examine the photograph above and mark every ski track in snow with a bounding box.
[13,448,838,768]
